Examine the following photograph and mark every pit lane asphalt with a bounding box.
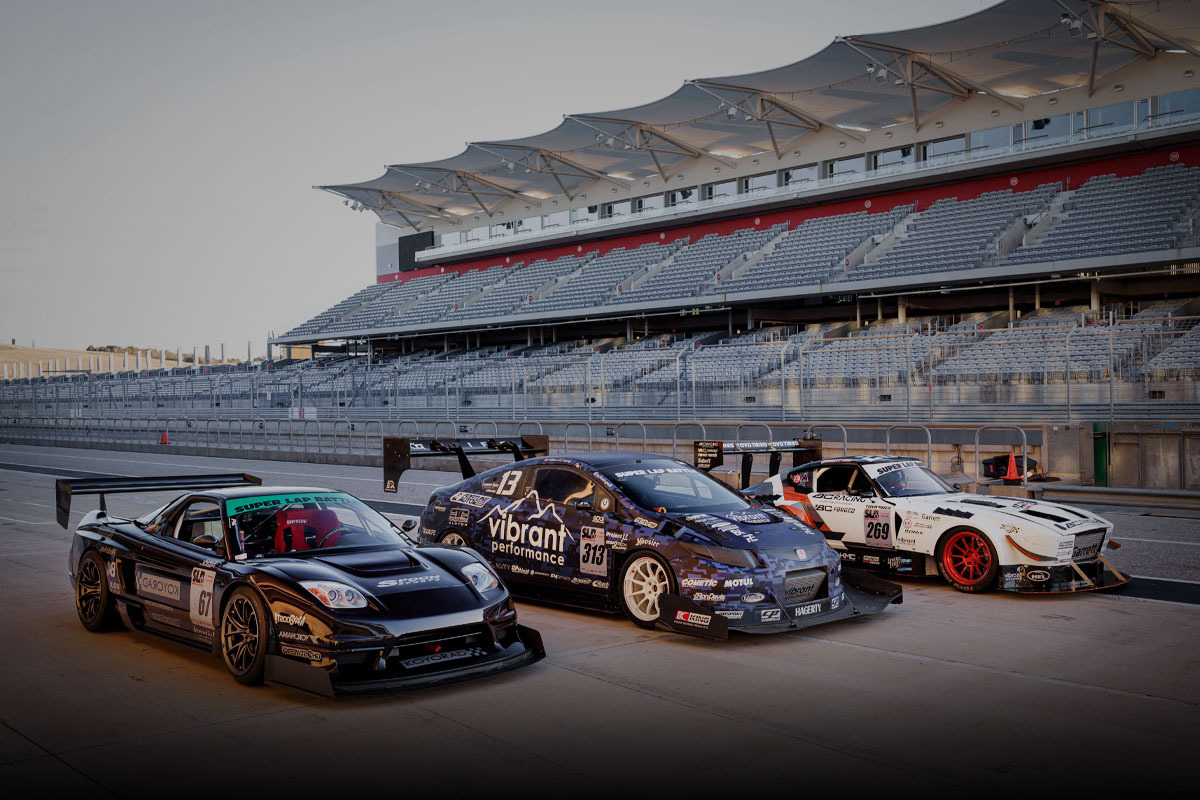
[1,443,1197,796]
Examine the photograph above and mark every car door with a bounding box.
[129,496,226,643]
[524,466,607,593]
[807,465,877,544]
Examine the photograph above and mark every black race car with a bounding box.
[416,452,901,639]
[59,474,544,695]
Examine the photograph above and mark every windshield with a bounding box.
[600,459,751,514]
[863,462,954,498]
[224,492,409,558]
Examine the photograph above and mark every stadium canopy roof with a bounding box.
[320,0,1200,231]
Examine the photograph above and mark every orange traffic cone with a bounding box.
[1003,451,1020,482]
[160,431,170,445]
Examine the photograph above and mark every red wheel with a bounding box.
[937,529,998,593]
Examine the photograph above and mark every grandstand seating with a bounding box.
[1006,165,1200,264]
[526,243,674,313]
[853,185,1060,280]
[619,226,783,302]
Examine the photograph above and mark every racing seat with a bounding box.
[274,509,341,553]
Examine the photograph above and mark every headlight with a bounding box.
[463,562,499,592]
[300,580,368,609]
[681,540,759,568]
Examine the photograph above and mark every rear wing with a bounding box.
[383,435,550,492]
[55,473,262,529]
[693,439,822,489]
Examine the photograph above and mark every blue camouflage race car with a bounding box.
[417,452,901,639]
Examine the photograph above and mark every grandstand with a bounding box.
[5,0,1200,425]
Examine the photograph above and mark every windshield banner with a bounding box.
[225,493,354,516]
[863,460,924,478]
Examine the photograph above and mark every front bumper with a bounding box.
[264,623,545,697]
[660,567,902,638]
[1000,554,1131,594]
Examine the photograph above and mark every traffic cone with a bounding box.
[1003,452,1020,482]
[160,431,170,445]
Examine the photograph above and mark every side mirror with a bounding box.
[192,534,221,549]
[952,483,963,492]
[401,519,417,532]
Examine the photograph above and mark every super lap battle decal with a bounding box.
[420,455,901,637]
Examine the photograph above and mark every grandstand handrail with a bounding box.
[671,422,708,458]
[473,420,499,438]
[615,422,647,452]
[517,421,545,439]
[973,426,1029,488]
[563,422,593,452]
[252,417,268,450]
[205,419,220,449]
[364,420,384,455]
[331,419,351,453]
[432,420,458,440]
[302,419,321,454]
[885,424,933,465]
[803,424,849,457]
[415,111,1200,263]
[737,423,773,444]
[397,420,419,437]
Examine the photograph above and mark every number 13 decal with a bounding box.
[496,470,522,496]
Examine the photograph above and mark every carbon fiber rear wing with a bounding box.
[383,435,549,492]
[55,473,262,529]
[693,439,822,489]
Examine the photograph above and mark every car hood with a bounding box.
[267,545,487,618]
[893,493,1109,534]
[670,507,829,554]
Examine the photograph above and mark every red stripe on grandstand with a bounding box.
[376,143,1200,284]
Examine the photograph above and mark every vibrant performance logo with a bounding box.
[480,491,572,567]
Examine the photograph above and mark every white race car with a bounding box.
[745,456,1129,594]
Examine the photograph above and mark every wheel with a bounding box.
[619,552,675,629]
[220,586,269,685]
[937,528,999,593]
[439,531,469,547]
[76,550,116,632]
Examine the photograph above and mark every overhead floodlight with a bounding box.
[866,63,875,74]
[726,106,738,119]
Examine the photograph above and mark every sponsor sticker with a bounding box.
[274,612,307,626]
[681,577,719,588]
[579,526,608,577]
[716,609,745,620]
[727,510,771,525]
[863,506,892,548]
[279,644,322,661]
[864,460,923,477]
[793,601,825,618]
[400,647,487,669]
[759,608,782,623]
[376,575,441,588]
[1026,569,1051,582]
[634,517,660,529]
[135,566,182,605]
[741,592,766,603]
[449,492,490,508]
[673,610,713,628]
[691,592,726,603]
[448,508,470,527]
[724,576,753,588]
[189,567,215,630]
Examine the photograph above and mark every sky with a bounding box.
[0,0,991,358]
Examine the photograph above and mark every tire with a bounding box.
[937,528,999,593]
[619,552,676,629]
[220,586,269,685]
[439,531,469,547]
[75,550,117,632]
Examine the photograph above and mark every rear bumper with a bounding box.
[1000,555,1131,594]
[265,624,545,697]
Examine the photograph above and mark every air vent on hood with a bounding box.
[1021,509,1068,523]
